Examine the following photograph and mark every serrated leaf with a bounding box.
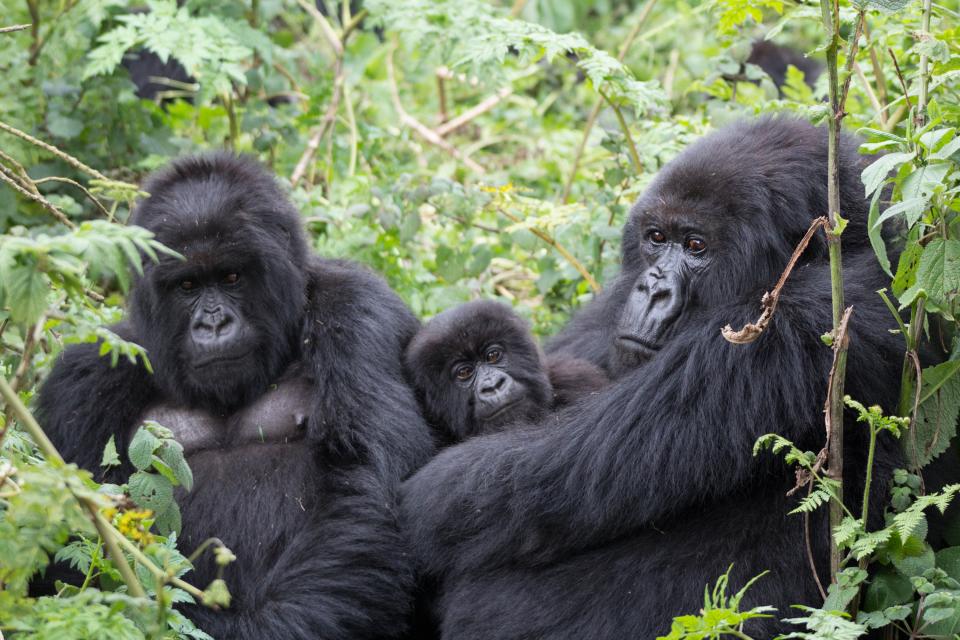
[907,361,960,467]
[156,441,193,491]
[890,247,921,306]
[153,500,182,536]
[899,239,960,311]
[128,471,174,513]
[128,427,161,471]
[864,0,912,11]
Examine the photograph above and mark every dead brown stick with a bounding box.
[0,24,31,35]
[386,49,485,174]
[436,87,513,137]
[853,62,885,126]
[0,164,75,228]
[290,64,344,187]
[0,120,107,181]
[823,306,853,476]
[295,0,342,55]
[721,217,828,344]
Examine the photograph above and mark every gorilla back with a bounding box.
[401,118,904,638]
[37,153,434,639]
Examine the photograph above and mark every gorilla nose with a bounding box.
[192,309,237,344]
[479,372,508,398]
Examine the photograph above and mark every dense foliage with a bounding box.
[0,0,958,637]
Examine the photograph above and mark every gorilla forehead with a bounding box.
[409,300,536,369]
[637,117,829,226]
[132,152,308,266]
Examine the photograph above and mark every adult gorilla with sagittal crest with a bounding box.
[38,153,434,639]
[402,117,905,638]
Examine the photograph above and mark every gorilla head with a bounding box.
[609,117,871,372]
[405,300,553,441]
[129,154,309,411]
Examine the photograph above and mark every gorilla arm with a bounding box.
[302,258,435,480]
[36,322,158,478]
[402,262,902,576]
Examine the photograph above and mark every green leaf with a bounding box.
[863,0,912,11]
[862,567,914,612]
[861,151,914,199]
[898,238,960,311]
[867,187,891,276]
[900,162,951,204]
[128,427,160,471]
[874,197,928,229]
[907,362,960,467]
[893,241,923,298]
[153,500,182,536]
[891,539,935,578]
[936,547,960,582]
[101,436,121,468]
[127,471,174,513]
[156,441,193,491]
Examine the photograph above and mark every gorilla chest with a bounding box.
[136,376,313,454]
[135,377,320,559]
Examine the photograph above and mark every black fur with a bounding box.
[402,118,904,638]
[747,41,823,90]
[36,153,434,639]
[405,300,607,444]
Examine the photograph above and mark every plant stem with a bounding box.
[819,0,849,585]
[0,376,146,598]
[861,425,878,528]
[560,0,657,202]
[915,0,932,128]
[598,90,642,174]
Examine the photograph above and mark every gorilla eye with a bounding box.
[647,230,666,244]
[485,348,503,364]
[686,237,707,254]
[454,364,475,381]
[179,280,195,291]
[223,273,240,285]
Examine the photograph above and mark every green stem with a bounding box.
[598,90,642,174]
[861,425,878,528]
[820,0,848,585]
[0,376,148,597]
[915,0,932,128]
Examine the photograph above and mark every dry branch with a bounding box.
[722,217,828,344]
[436,87,513,138]
[386,49,486,174]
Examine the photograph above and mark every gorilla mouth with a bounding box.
[617,335,660,356]
[193,350,253,369]
[478,399,524,422]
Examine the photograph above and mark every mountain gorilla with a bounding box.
[404,300,608,444]
[402,118,904,638]
[37,154,434,639]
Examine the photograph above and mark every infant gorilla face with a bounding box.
[450,341,537,429]
[405,300,553,442]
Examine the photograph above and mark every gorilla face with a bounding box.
[129,154,309,411]
[615,217,714,360]
[406,300,553,442]
[451,342,534,429]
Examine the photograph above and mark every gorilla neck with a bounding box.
[136,375,312,454]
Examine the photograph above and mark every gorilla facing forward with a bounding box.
[402,118,904,638]
[37,154,434,639]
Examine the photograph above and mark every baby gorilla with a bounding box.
[405,300,608,444]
